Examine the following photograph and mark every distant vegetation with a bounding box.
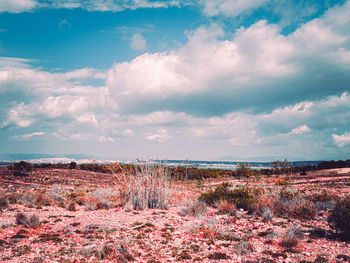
[6,159,350,180]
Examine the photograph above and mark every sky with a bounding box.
[1,0,350,161]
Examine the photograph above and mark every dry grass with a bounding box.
[15,212,40,228]
[112,164,172,210]
[179,200,207,217]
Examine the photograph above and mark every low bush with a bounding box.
[35,191,53,206]
[18,192,36,207]
[291,200,316,220]
[207,252,230,260]
[308,190,334,203]
[68,202,77,211]
[309,227,327,239]
[179,200,207,217]
[198,183,257,211]
[0,196,9,209]
[234,241,254,255]
[328,197,350,237]
[271,188,316,220]
[96,201,110,210]
[280,227,303,248]
[216,200,237,216]
[262,207,273,222]
[15,213,40,228]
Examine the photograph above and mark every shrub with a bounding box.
[90,188,118,208]
[15,213,40,228]
[18,192,36,207]
[262,207,273,222]
[14,161,33,171]
[0,196,9,209]
[35,191,53,206]
[207,252,230,260]
[179,200,207,217]
[291,200,316,220]
[309,227,327,239]
[216,200,237,216]
[328,197,350,237]
[5,192,21,204]
[96,201,110,210]
[271,189,316,220]
[198,183,257,211]
[280,227,303,248]
[68,202,77,211]
[309,191,332,202]
[236,163,252,177]
[69,162,77,169]
[50,186,65,202]
[234,241,254,255]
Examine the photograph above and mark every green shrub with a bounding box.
[236,163,252,177]
[328,197,350,237]
[198,183,256,211]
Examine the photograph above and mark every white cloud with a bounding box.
[0,0,186,13]
[2,1,350,160]
[0,0,37,13]
[106,21,295,111]
[11,131,44,140]
[98,136,115,142]
[201,0,268,17]
[289,125,311,135]
[106,0,350,117]
[52,132,93,141]
[41,0,184,12]
[130,33,147,51]
[1,102,36,128]
[146,129,172,143]
[333,132,350,147]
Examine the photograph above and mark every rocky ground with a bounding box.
[0,167,349,262]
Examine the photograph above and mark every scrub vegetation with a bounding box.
[0,160,349,262]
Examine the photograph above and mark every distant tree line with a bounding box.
[7,159,350,180]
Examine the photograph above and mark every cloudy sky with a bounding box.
[1,0,350,161]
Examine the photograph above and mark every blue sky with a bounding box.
[1,0,350,161]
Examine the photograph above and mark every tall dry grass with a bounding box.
[108,162,171,210]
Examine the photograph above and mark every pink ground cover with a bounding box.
[0,168,349,262]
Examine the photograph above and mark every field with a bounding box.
[0,165,350,262]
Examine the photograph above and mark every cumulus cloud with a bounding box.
[289,125,311,135]
[2,1,350,160]
[0,0,37,13]
[107,1,350,117]
[146,129,172,143]
[333,132,350,147]
[130,33,147,51]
